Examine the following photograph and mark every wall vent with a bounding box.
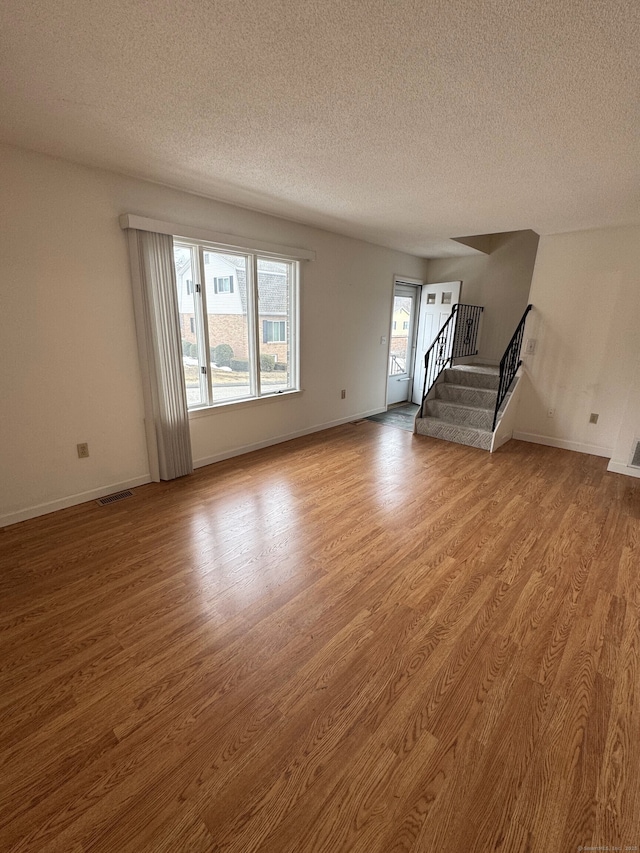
[96,490,134,506]
[630,440,640,469]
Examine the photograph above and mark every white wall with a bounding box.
[426,230,539,363]
[515,225,640,460]
[0,144,426,525]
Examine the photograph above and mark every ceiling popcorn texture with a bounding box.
[0,0,638,256]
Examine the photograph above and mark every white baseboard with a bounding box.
[512,431,612,458]
[606,461,640,479]
[0,475,152,529]
[1,411,387,528]
[193,409,386,469]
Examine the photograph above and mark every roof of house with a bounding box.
[223,256,288,316]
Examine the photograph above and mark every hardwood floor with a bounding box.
[1,424,639,852]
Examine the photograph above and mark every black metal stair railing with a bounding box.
[418,303,484,417]
[492,304,532,431]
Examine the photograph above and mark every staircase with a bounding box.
[415,365,502,450]
[414,303,532,452]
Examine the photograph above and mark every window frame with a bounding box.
[174,238,300,411]
[213,275,234,294]
[263,320,287,343]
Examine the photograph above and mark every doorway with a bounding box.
[386,283,419,406]
[411,281,461,404]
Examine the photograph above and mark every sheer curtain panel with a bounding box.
[127,229,193,480]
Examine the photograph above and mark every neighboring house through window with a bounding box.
[174,242,299,409]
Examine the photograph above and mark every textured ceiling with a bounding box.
[1,0,638,256]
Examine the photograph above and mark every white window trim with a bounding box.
[120,214,316,262]
[173,239,300,412]
[188,388,303,419]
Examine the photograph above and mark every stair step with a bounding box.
[415,416,492,451]
[436,383,498,408]
[443,366,500,391]
[425,399,494,430]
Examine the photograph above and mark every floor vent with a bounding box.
[96,490,134,506]
[631,440,640,469]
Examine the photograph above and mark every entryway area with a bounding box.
[386,282,418,406]
[367,402,419,431]
[385,277,462,411]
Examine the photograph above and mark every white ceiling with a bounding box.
[1,0,638,257]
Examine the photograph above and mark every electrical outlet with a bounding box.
[525,338,537,355]
[547,408,555,418]
[77,442,90,458]
[341,389,346,399]
[589,413,599,424]
[380,336,387,345]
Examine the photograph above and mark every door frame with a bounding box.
[384,275,423,408]
[412,280,463,404]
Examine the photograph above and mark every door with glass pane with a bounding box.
[387,284,418,406]
[411,281,461,404]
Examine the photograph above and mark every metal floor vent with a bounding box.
[631,441,640,469]
[96,490,134,506]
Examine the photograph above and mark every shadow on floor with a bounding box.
[367,403,419,432]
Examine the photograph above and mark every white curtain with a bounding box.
[127,229,193,480]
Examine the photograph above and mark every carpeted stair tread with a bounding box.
[415,416,493,450]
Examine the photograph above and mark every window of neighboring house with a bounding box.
[263,320,286,343]
[393,321,397,330]
[189,317,196,334]
[174,242,299,409]
[186,279,194,295]
[213,276,233,294]
[403,321,409,330]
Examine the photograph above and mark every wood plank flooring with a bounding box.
[1,424,639,852]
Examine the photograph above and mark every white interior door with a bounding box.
[412,281,461,404]
[386,284,419,406]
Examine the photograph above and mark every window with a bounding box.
[174,243,299,409]
[393,321,397,330]
[186,279,194,295]
[403,321,409,330]
[263,320,286,343]
[213,276,233,294]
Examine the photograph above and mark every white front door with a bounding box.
[386,284,419,406]
[412,281,461,404]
